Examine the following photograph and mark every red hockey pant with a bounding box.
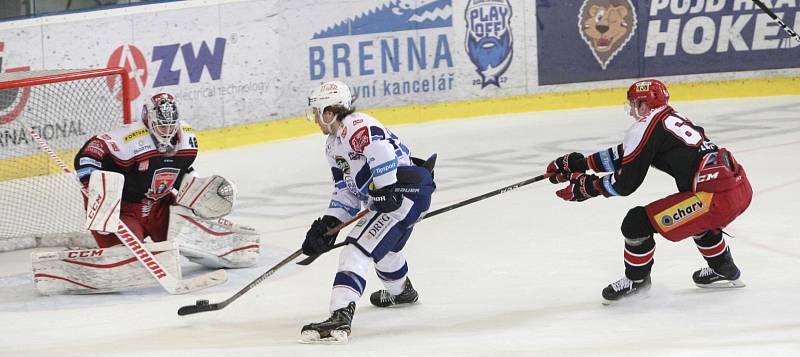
[645,171,752,242]
[91,200,171,248]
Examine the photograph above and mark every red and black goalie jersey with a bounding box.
[73,120,198,204]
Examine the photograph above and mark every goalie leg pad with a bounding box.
[175,174,237,219]
[169,206,260,268]
[86,170,124,233]
[31,241,179,295]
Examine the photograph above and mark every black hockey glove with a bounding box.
[302,215,342,256]
[556,173,607,202]
[546,152,589,183]
[370,184,404,213]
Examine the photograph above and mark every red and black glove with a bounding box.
[556,173,607,202]
[546,152,589,183]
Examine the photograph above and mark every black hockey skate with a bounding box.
[370,278,419,308]
[693,262,745,288]
[299,302,355,344]
[601,276,652,305]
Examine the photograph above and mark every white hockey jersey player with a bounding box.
[299,81,436,344]
[323,112,412,222]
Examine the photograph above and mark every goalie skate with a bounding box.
[298,302,354,345]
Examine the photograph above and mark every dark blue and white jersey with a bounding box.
[324,112,412,222]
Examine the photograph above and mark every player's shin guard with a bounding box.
[375,251,409,295]
[330,244,370,311]
[692,230,744,288]
[331,271,366,310]
[602,235,655,304]
[693,230,731,268]
[623,235,655,281]
[371,251,418,307]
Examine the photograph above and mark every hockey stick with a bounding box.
[751,0,800,42]
[176,211,368,316]
[295,173,551,266]
[177,174,551,316]
[29,128,227,294]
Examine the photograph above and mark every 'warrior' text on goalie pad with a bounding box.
[168,206,260,268]
[86,170,124,233]
[175,174,236,219]
[31,241,179,295]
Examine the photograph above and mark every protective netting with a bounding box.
[0,69,129,250]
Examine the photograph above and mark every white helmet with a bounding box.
[142,93,179,153]
[306,81,353,122]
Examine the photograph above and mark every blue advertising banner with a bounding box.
[536,0,800,85]
[306,0,458,101]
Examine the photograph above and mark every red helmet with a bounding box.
[627,79,669,110]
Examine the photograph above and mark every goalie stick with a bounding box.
[751,0,800,42]
[177,173,549,316]
[29,128,227,294]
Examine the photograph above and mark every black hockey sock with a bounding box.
[694,230,733,270]
[624,235,655,281]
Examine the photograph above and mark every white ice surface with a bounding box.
[1,96,799,356]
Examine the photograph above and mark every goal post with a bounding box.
[0,68,132,251]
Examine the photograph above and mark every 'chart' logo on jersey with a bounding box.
[465,0,513,88]
[578,0,637,70]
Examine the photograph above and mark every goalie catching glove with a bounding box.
[175,174,237,219]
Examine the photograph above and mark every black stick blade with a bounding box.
[295,254,319,266]
[296,242,346,266]
[177,302,222,316]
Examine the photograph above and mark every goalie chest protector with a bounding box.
[75,121,198,203]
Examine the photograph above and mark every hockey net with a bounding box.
[0,68,131,252]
